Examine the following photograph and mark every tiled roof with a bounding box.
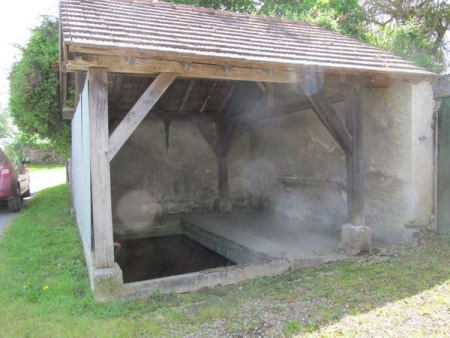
[60,0,434,77]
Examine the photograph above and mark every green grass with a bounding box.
[1,184,450,337]
[27,164,66,171]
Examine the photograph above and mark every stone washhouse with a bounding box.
[59,0,436,301]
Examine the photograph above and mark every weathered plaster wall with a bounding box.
[249,103,347,230]
[363,82,434,242]
[110,118,250,236]
[249,81,434,243]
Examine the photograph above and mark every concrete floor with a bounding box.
[183,211,346,264]
[119,210,347,298]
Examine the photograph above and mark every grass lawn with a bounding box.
[27,163,66,172]
[0,184,449,337]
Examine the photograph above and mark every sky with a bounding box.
[0,0,58,109]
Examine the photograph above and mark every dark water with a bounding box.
[116,235,235,283]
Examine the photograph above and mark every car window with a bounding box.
[0,150,5,163]
[3,146,21,168]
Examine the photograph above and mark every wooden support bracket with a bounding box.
[300,79,353,155]
[109,73,177,161]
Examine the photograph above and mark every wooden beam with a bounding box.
[199,81,218,113]
[218,82,236,113]
[178,80,195,112]
[88,67,115,269]
[265,82,274,107]
[230,93,344,123]
[255,82,266,93]
[67,54,393,86]
[301,82,353,155]
[109,73,177,161]
[68,45,432,85]
[345,84,364,225]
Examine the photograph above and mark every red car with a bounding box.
[0,145,31,212]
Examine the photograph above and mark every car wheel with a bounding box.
[23,186,31,198]
[8,187,22,212]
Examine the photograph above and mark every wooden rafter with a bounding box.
[109,73,177,160]
[218,82,236,113]
[178,80,195,112]
[199,81,218,113]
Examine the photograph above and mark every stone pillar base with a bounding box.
[214,197,232,213]
[338,223,372,256]
[92,263,123,302]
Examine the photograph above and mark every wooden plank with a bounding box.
[345,84,364,226]
[67,54,392,86]
[301,83,353,155]
[109,73,177,160]
[88,67,115,269]
[68,45,432,85]
[230,93,344,123]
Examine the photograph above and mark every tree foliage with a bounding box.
[168,0,449,73]
[362,0,449,73]
[0,106,12,139]
[8,16,70,157]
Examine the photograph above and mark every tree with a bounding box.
[167,0,449,73]
[361,0,449,73]
[0,106,12,139]
[8,16,70,157]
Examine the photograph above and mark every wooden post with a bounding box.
[345,84,365,225]
[88,67,115,269]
